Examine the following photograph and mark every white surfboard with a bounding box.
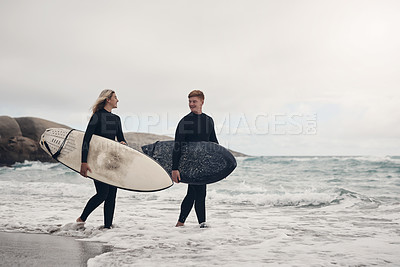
[39,128,173,192]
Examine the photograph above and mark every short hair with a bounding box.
[188,90,205,101]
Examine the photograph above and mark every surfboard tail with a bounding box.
[141,141,159,157]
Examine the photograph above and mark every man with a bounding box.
[172,90,218,228]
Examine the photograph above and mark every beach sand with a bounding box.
[0,232,113,267]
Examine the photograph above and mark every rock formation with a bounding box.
[0,116,246,166]
[0,116,70,166]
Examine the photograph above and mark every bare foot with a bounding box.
[76,217,85,223]
[175,221,184,227]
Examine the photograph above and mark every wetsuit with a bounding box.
[172,112,218,224]
[80,108,126,228]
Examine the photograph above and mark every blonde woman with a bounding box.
[76,89,127,229]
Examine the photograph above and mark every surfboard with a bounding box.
[141,141,237,185]
[39,128,173,192]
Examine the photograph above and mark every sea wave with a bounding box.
[207,186,379,209]
[240,155,400,165]
[11,160,60,171]
[1,221,109,239]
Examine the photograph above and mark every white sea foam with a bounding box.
[1,157,400,266]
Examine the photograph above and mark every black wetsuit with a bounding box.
[172,112,218,224]
[80,108,126,228]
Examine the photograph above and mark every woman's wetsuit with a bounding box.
[80,108,126,228]
[172,112,218,224]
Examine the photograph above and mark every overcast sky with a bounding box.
[1,0,399,156]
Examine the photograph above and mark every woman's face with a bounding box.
[108,93,119,109]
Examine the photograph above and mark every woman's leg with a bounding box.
[79,180,109,222]
[104,185,117,228]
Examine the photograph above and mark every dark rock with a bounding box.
[0,136,51,166]
[0,117,68,166]
[0,116,22,140]
[14,117,70,142]
[0,116,247,167]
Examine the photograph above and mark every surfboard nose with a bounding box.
[39,129,52,153]
[39,133,45,149]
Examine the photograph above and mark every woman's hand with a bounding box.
[80,163,92,177]
[172,170,181,183]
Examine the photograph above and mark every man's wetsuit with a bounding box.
[172,112,218,224]
[80,108,126,228]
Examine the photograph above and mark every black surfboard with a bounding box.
[141,141,237,185]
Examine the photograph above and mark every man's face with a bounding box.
[188,96,204,114]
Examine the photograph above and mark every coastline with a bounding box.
[0,231,113,267]
[0,115,247,167]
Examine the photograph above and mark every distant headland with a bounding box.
[0,116,246,167]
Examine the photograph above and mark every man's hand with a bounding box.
[80,163,92,177]
[172,170,181,183]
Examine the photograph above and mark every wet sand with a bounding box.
[0,232,113,267]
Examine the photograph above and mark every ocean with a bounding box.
[0,156,399,266]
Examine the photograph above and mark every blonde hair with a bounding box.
[188,90,205,101]
[91,89,115,114]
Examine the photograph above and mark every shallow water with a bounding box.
[0,232,112,267]
[0,156,399,266]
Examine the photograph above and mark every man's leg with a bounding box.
[194,184,207,224]
[177,185,196,225]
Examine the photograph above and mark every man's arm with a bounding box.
[172,119,185,170]
[171,119,185,183]
[209,117,219,144]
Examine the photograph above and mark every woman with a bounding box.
[76,89,127,229]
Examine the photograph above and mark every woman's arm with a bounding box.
[81,113,99,163]
[116,116,127,145]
